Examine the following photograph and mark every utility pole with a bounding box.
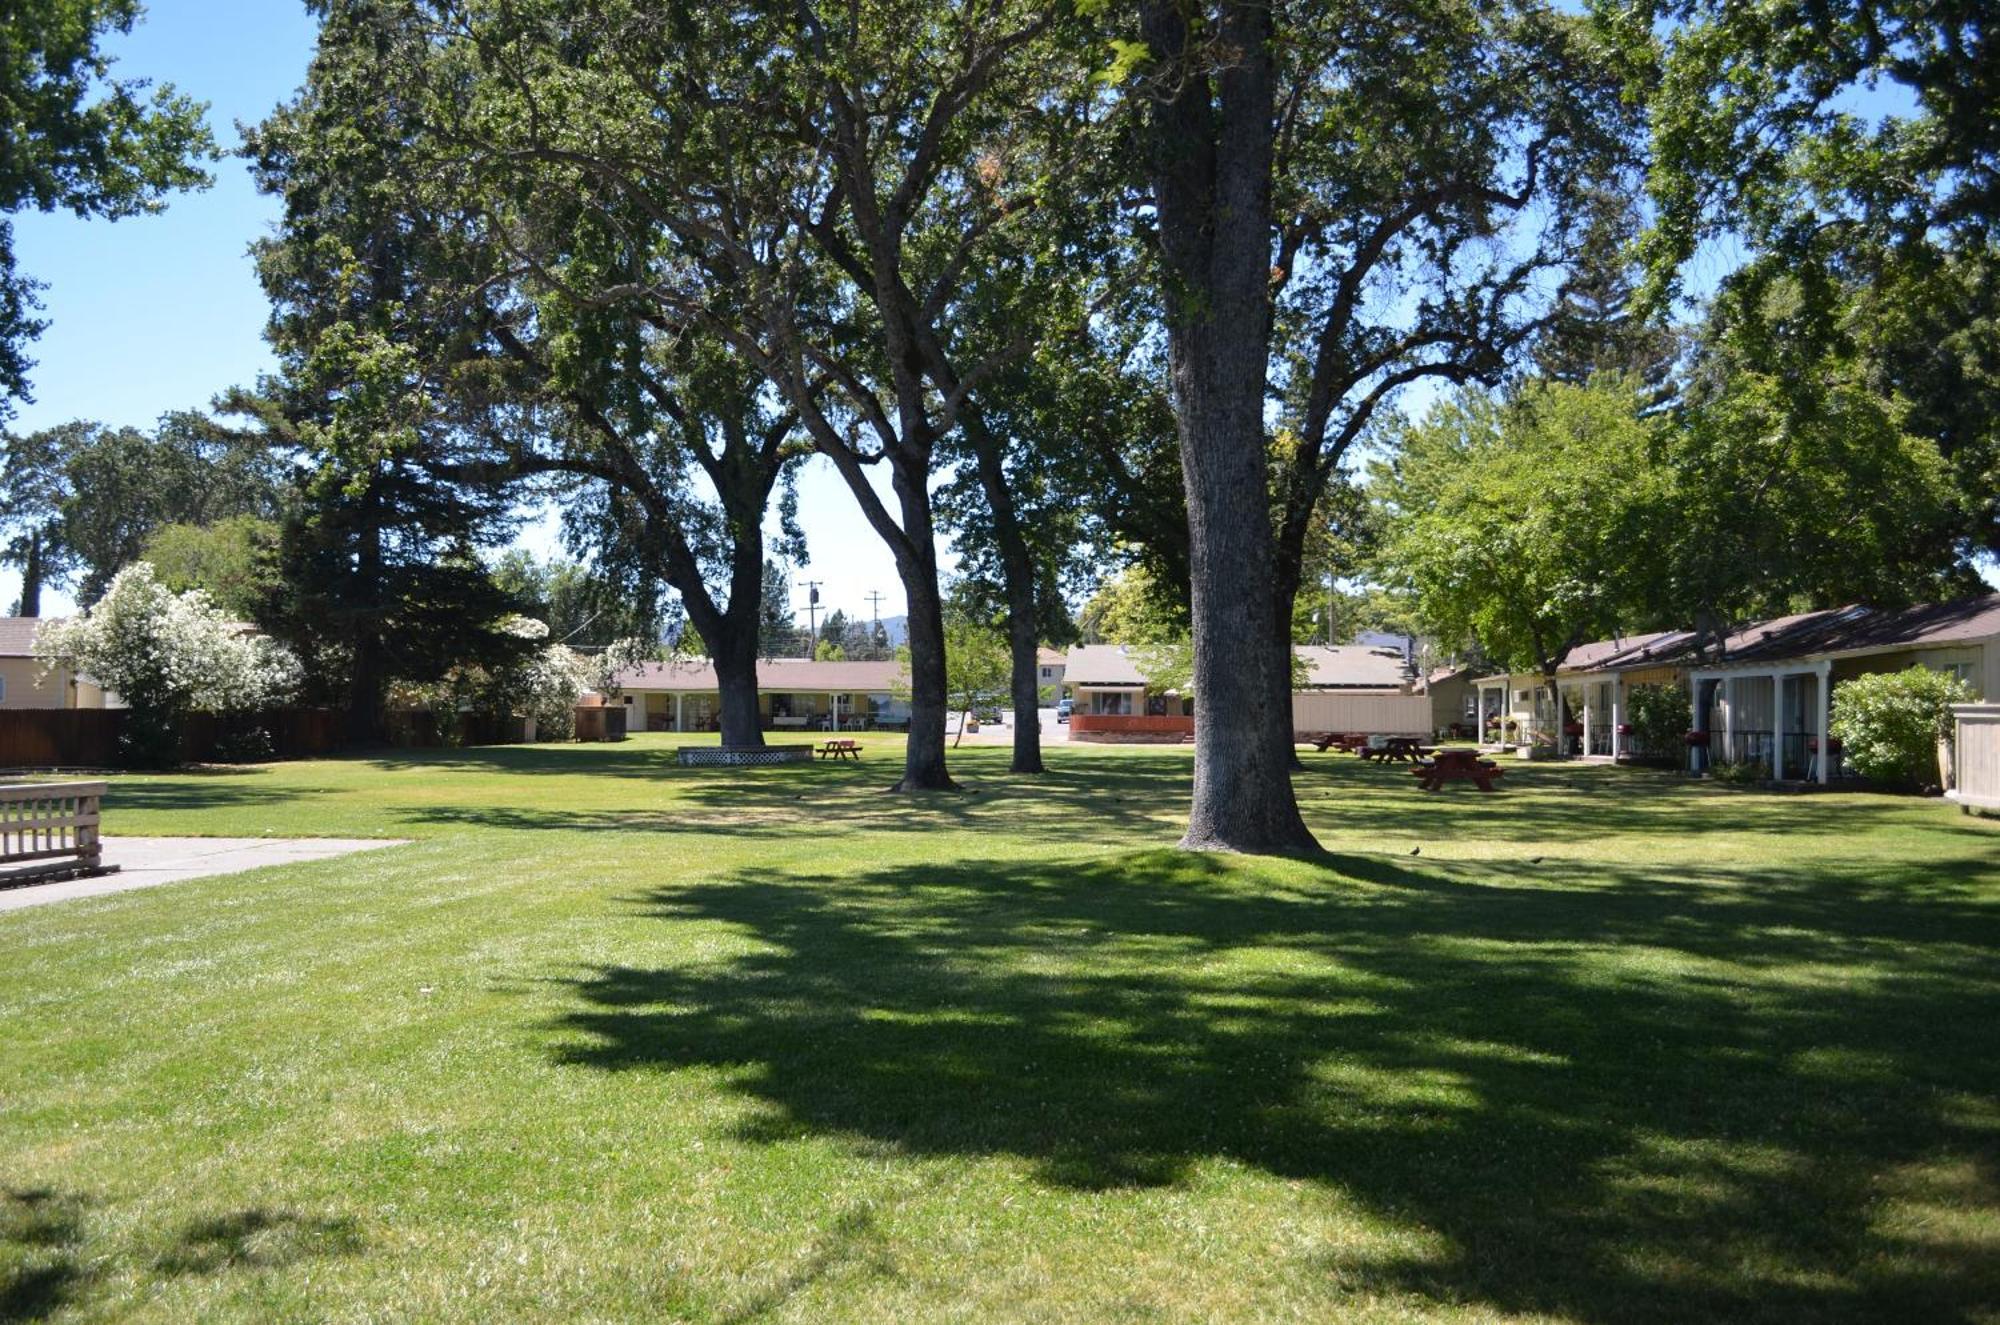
[862,590,888,660]
[797,578,823,649]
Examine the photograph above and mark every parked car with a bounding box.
[1056,698,1073,724]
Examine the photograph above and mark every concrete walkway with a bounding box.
[0,837,408,913]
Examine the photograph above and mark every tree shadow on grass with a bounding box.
[545,849,2000,1323]
[153,1209,363,1276]
[0,1189,92,1324]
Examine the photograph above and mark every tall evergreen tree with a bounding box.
[246,3,532,742]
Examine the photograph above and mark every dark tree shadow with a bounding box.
[544,848,2000,1323]
[1,1190,93,1323]
[154,1209,363,1276]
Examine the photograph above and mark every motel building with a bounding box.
[594,657,911,733]
[1062,643,1439,742]
[1468,593,2000,780]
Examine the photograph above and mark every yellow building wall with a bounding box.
[0,658,83,709]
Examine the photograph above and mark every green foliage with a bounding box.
[141,516,281,620]
[1655,274,1967,627]
[1373,379,1665,678]
[898,619,1010,740]
[1830,666,1974,788]
[1078,566,1186,645]
[1624,683,1691,755]
[1130,638,1193,700]
[758,561,799,657]
[490,552,651,650]
[0,408,286,606]
[0,0,214,411]
[1636,0,2000,566]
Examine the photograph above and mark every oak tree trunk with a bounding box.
[965,413,1046,774]
[889,457,957,792]
[1142,0,1316,853]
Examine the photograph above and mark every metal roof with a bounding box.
[610,657,906,692]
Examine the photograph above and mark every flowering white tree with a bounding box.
[34,562,301,764]
[490,617,591,739]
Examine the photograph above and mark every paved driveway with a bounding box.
[0,837,408,913]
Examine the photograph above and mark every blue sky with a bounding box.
[3,0,921,626]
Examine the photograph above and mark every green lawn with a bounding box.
[4,734,1997,1323]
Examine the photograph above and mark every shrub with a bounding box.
[1711,759,1768,785]
[1830,666,1974,788]
[214,727,275,764]
[1625,682,1691,755]
[34,563,301,768]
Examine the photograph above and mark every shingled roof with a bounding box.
[609,657,906,692]
[0,618,52,658]
[1554,593,2000,674]
[1064,643,1412,690]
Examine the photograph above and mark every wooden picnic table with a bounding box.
[817,739,861,761]
[1410,748,1505,792]
[1360,737,1433,763]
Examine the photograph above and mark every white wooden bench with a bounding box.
[0,782,117,888]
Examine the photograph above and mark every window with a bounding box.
[0,675,8,703]
[1090,691,1133,716]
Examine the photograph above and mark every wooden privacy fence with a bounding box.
[0,781,113,885]
[0,711,124,768]
[1951,704,2000,813]
[0,708,350,768]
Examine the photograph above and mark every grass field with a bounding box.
[3,733,1998,1322]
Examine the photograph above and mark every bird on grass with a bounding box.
[1409,847,1421,856]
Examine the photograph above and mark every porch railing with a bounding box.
[1711,729,1775,769]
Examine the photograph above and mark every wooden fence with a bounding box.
[0,701,632,768]
[1952,703,2000,813]
[1290,690,1434,738]
[0,711,124,768]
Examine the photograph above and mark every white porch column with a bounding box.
[1580,687,1592,757]
[1610,675,1625,760]
[1816,661,1833,784]
[1772,672,1787,781]
[1719,675,1732,764]
[674,693,683,733]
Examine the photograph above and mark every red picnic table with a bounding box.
[1410,748,1506,792]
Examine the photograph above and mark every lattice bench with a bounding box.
[0,781,118,889]
[675,746,815,767]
